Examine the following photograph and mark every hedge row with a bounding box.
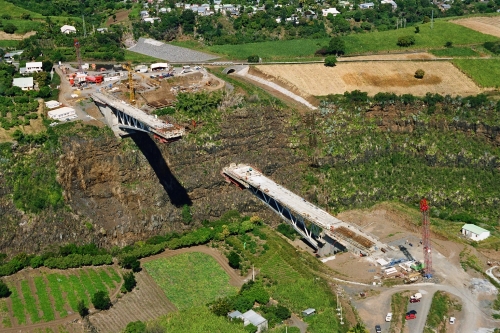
[43,254,112,269]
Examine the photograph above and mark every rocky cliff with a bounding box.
[0,101,305,256]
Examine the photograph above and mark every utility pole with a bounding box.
[431,10,434,29]
[82,15,86,37]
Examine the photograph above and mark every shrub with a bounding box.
[123,272,137,292]
[3,23,17,34]
[91,290,111,310]
[227,251,241,269]
[415,26,420,34]
[277,223,297,240]
[275,305,291,320]
[445,41,453,48]
[397,35,415,47]
[414,69,425,79]
[119,256,142,272]
[182,204,192,224]
[77,299,89,317]
[324,56,337,67]
[0,280,11,298]
[247,55,259,63]
[209,297,233,316]
[124,321,147,333]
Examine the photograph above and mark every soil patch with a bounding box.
[105,9,131,27]
[451,16,500,38]
[0,31,36,40]
[255,62,481,97]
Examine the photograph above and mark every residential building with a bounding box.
[359,2,375,9]
[241,310,268,333]
[461,224,490,241]
[13,77,34,91]
[25,62,43,73]
[322,7,340,16]
[96,28,108,33]
[60,25,76,34]
[381,0,397,9]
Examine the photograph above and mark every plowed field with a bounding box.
[254,62,481,97]
[451,16,500,38]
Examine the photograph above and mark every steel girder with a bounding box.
[115,108,149,133]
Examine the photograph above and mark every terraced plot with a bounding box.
[1,266,121,329]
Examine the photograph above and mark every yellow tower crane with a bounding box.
[122,62,135,104]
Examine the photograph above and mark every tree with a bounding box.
[275,305,291,320]
[324,56,337,67]
[414,69,425,79]
[37,86,51,98]
[77,299,89,317]
[123,272,136,292]
[210,297,233,316]
[91,290,111,310]
[3,23,17,34]
[227,251,241,269]
[415,26,420,33]
[20,13,31,20]
[124,321,147,333]
[0,280,11,298]
[181,204,192,224]
[247,54,259,63]
[445,41,453,48]
[120,256,141,272]
[33,72,49,88]
[397,35,415,47]
[327,36,345,56]
[348,322,369,333]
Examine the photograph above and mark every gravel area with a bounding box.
[128,38,218,63]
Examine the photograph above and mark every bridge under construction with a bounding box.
[222,163,386,256]
[92,91,185,142]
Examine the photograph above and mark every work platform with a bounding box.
[92,91,185,142]
[222,163,386,256]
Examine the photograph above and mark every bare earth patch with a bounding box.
[0,31,36,40]
[451,16,500,38]
[255,62,481,97]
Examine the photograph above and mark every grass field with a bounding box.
[0,0,44,19]
[0,40,20,48]
[144,253,238,310]
[208,20,498,61]
[453,59,500,87]
[4,267,121,326]
[123,50,161,63]
[429,47,480,57]
[424,291,461,332]
[1,19,42,34]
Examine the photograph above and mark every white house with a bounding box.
[25,62,43,73]
[13,77,34,91]
[45,100,61,109]
[461,224,490,241]
[48,107,77,121]
[359,2,375,9]
[241,310,268,333]
[96,27,108,33]
[60,25,76,34]
[381,0,397,9]
[322,7,340,16]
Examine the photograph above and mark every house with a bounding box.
[322,7,340,16]
[302,308,316,317]
[60,25,76,34]
[241,310,268,333]
[4,50,23,62]
[13,77,34,91]
[159,7,168,13]
[140,10,150,18]
[381,0,397,9]
[461,224,490,241]
[26,62,43,73]
[359,2,374,9]
[48,107,77,121]
[441,4,451,10]
[45,100,61,109]
[96,27,108,33]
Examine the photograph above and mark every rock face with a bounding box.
[0,103,305,255]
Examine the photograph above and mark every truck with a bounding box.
[404,272,421,284]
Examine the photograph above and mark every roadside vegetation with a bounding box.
[389,291,410,333]
[429,46,480,57]
[424,291,462,333]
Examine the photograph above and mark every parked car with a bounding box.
[449,317,456,324]
[405,313,416,320]
[410,298,421,303]
[375,324,381,333]
[385,313,393,322]
[407,310,417,315]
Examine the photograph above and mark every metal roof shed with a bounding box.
[302,308,316,316]
[228,310,242,320]
[461,224,490,241]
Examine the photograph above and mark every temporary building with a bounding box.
[45,100,61,109]
[461,224,490,241]
[302,308,316,316]
[86,75,104,84]
[48,107,77,121]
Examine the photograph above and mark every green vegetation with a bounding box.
[389,291,409,332]
[324,56,337,67]
[144,252,238,310]
[453,59,500,87]
[77,300,88,318]
[0,280,10,298]
[122,272,136,293]
[21,280,40,323]
[276,223,298,240]
[424,291,461,333]
[459,248,483,272]
[33,277,55,321]
[91,290,111,310]
[429,47,480,57]
[123,50,160,63]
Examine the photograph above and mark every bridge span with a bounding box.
[92,91,185,142]
[222,163,386,256]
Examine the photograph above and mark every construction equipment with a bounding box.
[420,197,433,278]
[404,272,421,284]
[122,62,135,104]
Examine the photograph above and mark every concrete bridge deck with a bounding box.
[223,163,386,255]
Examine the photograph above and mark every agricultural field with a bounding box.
[143,252,238,310]
[254,62,481,97]
[429,47,480,57]
[0,0,44,19]
[0,266,121,329]
[208,21,498,61]
[451,16,500,38]
[453,59,500,87]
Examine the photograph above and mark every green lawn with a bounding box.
[429,47,480,57]
[208,20,499,61]
[6,267,121,325]
[0,40,20,48]
[0,0,44,19]
[123,50,162,64]
[453,59,500,87]
[143,252,238,310]
[1,19,41,34]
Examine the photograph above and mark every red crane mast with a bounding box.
[420,197,433,278]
